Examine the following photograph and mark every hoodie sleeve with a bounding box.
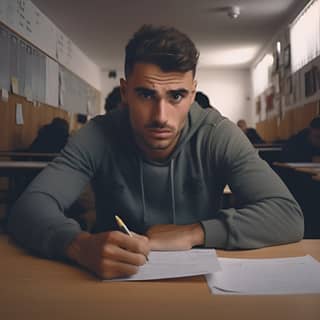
[201,119,304,249]
[7,118,108,258]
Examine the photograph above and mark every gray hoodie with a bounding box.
[8,103,304,258]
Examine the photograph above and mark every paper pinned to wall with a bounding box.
[15,103,24,125]
[45,56,59,107]
[11,76,19,95]
[0,88,9,102]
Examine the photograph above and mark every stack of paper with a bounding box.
[107,249,221,281]
[206,255,320,295]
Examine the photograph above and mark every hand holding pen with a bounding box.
[65,219,150,279]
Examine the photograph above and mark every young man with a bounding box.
[8,25,303,280]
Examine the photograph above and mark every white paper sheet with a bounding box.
[106,249,220,281]
[0,88,9,102]
[15,103,24,125]
[45,57,59,107]
[206,255,320,295]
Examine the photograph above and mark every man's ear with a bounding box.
[120,78,128,104]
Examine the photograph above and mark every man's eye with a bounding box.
[139,92,153,99]
[170,93,183,103]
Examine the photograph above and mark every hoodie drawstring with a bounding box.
[139,159,147,225]
[169,159,176,224]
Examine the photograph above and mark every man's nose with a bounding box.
[152,98,168,124]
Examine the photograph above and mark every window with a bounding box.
[290,0,320,73]
[252,54,273,97]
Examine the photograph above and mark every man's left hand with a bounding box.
[146,223,204,250]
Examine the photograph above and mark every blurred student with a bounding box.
[281,117,320,162]
[28,117,69,157]
[195,91,212,109]
[237,119,265,144]
[104,86,123,113]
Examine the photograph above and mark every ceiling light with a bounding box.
[227,6,240,19]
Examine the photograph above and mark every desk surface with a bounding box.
[0,151,59,158]
[273,162,320,169]
[0,235,319,320]
[0,160,48,169]
[0,160,48,176]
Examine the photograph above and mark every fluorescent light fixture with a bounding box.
[199,47,259,67]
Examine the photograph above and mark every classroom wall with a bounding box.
[251,1,320,136]
[0,94,83,151]
[0,0,101,91]
[196,68,252,124]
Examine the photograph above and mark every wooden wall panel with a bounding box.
[277,109,294,140]
[0,94,77,151]
[256,100,320,142]
[256,118,278,142]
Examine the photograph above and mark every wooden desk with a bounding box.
[273,162,320,170]
[0,235,319,320]
[0,160,48,176]
[0,151,59,158]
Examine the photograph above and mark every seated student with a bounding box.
[195,91,212,109]
[237,119,265,144]
[281,117,320,162]
[28,117,69,159]
[8,25,303,280]
[104,86,123,113]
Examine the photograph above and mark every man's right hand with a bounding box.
[65,231,150,279]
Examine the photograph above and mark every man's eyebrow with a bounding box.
[134,87,156,94]
[167,88,190,95]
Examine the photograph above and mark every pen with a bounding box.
[115,215,149,261]
[115,215,133,237]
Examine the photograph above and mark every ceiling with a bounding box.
[31,0,310,71]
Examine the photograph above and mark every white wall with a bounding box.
[196,68,252,125]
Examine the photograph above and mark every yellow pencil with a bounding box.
[115,215,133,237]
[115,215,149,261]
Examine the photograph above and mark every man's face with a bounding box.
[121,63,196,160]
[309,128,320,148]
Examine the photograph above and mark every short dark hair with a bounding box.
[125,25,199,78]
[310,117,320,129]
[104,86,122,113]
[195,91,211,108]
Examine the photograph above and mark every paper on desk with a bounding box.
[206,255,320,295]
[106,249,220,281]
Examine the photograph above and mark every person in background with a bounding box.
[281,116,320,162]
[237,119,265,144]
[8,25,303,280]
[104,86,123,113]
[28,117,70,157]
[195,91,212,109]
